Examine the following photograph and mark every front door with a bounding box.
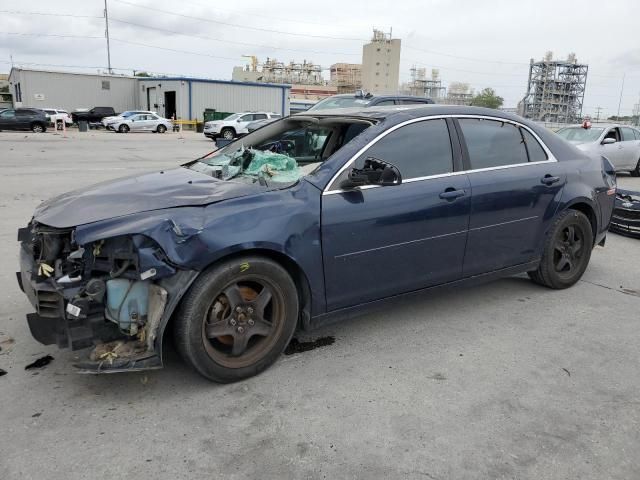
[321,118,470,311]
[0,109,15,129]
[456,118,566,276]
[600,127,626,170]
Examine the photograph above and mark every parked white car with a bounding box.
[204,112,281,140]
[556,124,640,176]
[43,108,72,126]
[102,110,156,129]
[111,113,172,133]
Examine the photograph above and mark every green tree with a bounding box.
[471,88,504,109]
[134,71,153,77]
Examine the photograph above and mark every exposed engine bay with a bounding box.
[17,222,179,370]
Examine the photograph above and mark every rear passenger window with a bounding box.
[459,118,528,169]
[358,119,453,179]
[520,128,548,162]
[374,100,396,106]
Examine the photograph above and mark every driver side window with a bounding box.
[355,119,453,180]
[604,128,620,142]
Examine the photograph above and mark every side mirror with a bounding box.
[339,157,402,189]
[602,137,616,145]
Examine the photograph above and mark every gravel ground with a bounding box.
[1,130,639,479]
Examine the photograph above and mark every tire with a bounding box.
[118,124,129,133]
[630,159,640,177]
[221,128,235,140]
[31,123,45,133]
[174,256,299,383]
[157,124,167,133]
[528,209,593,289]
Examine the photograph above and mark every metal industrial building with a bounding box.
[7,68,290,120]
[521,52,588,123]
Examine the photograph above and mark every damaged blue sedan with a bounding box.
[17,105,616,382]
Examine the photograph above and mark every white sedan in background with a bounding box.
[111,113,172,133]
[102,110,156,128]
[556,123,640,176]
[43,108,73,126]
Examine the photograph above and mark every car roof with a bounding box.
[328,93,429,100]
[296,104,523,122]
[560,123,636,130]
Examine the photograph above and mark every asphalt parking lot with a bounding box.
[1,130,639,479]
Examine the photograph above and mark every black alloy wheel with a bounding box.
[528,209,593,289]
[174,256,298,382]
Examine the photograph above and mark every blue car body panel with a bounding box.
[18,105,617,370]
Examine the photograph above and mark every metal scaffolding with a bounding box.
[406,67,446,100]
[522,52,588,123]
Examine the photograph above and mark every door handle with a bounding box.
[439,188,465,200]
[540,175,560,186]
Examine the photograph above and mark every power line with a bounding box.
[0,9,102,19]
[0,31,103,39]
[111,0,366,41]
[108,17,360,56]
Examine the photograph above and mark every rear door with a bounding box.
[457,117,566,276]
[15,110,34,129]
[321,118,471,310]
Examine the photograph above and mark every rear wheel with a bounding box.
[31,123,45,133]
[174,256,299,382]
[630,159,640,177]
[118,124,129,133]
[528,209,593,289]
[157,124,167,133]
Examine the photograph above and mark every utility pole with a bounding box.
[595,106,602,122]
[104,0,112,74]
[617,73,625,118]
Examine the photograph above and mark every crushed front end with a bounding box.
[17,221,194,373]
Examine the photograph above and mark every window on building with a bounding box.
[102,80,110,90]
[14,83,22,102]
[459,118,528,169]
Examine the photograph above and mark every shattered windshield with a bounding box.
[189,118,372,187]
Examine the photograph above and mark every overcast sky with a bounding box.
[1,0,639,116]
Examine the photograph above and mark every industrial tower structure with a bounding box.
[522,52,588,123]
[406,67,445,100]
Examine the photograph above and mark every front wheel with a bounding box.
[221,128,235,140]
[157,124,167,133]
[528,209,593,289]
[630,159,640,177]
[118,124,129,133]
[174,256,299,383]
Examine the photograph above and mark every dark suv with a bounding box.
[0,108,48,133]
[71,107,116,124]
[309,92,434,111]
